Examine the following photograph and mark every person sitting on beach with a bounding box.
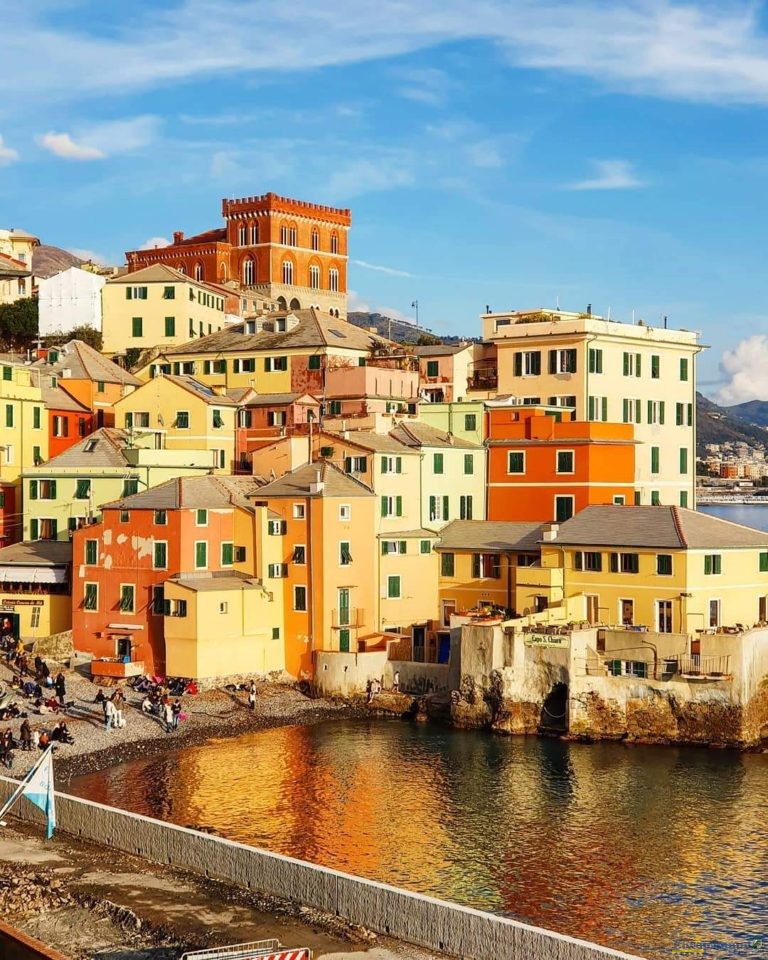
[51,721,74,745]
[37,730,50,750]
[141,695,153,714]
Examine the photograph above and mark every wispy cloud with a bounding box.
[39,132,105,161]
[0,136,19,166]
[69,247,111,265]
[395,67,454,106]
[352,259,415,278]
[140,236,170,250]
[565,159,647,191]
[324,156,416,199]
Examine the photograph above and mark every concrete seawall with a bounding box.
[0,777,643,960]
[0,919,70,960]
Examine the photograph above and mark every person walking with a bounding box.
[104,696,117,732]
[247,680,256,711]
[171,698,182,731]
[393,670,400,693]
[54,672,66,707]
[111,688,125,728]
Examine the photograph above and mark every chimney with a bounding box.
[309,467,324,494]
[540,522,559,542]
[173,231,184,245]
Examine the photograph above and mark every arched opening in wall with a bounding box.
[249,222,258,245]
[242,257,255,285]
[194,262,204,281]
[276,296,288,310]
[539,682,568,733]
[177,264,186,274]
[289,297,301,310]
[309,264,320,290]
[311,227,320,251]
[219,262,227,281]
[330,231,339,254]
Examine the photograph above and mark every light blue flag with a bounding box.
[21,748,56,839]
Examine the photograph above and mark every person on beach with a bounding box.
[247,680,256,711]
[393,670,400,692]
[163,699,174,733]
[19,718,31,751]
[171,698,182,730]
[104,696,117,732]
[54,672,66,707]
[111,688,125,727]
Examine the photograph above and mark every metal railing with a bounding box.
[182,941,289,960]
[331,607,365,629]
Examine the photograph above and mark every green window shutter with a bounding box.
[164,316,175,337]
[704,555,712,575]
[588,396,594,420]
[635,354,641,377]
[195,542,207,568]
[126,288,132,300]
[420,540,430,554]
[714,555,721,574]
[687,404,693,426]
[514,352,522,376]
[5,405,12,428]
[85,540,97,565]
[760,552,768,573]
[588,349,595,374]
[222,543,233,565]
[380,496,387,518]
[647,400,653,423]
[548,350,557,374]
[399,541,407,554]
[434,453,443,474]
[381,541,389,555]
[429,495,436,518]
[308,355,321,370]
[651,355,659,378]
[622,399,629,423]
[396,457,402,473]
[651,491,660,506]
[50,520,57,539]
[396,495,402,517]
[50,480,57,499]
[464,454,473,474]
[601,397,607,421]
[125,412,133,429]
[33,406,40,429]
[132,317,143,337]
[635,399,641,423]
[30,480,37,500]
[659,402,665,425]
[441,553,454,577]
[381,457,388,474]
[680,358,689,381]
[676,403,683,426]
[472,554,481,578]
[651,447,659,474]
[567,349,577,372]
[680,491,688,508]
[622,352,629,376]
[442,495,449,520]
[30,519,38,540]
[680,448,688,474]
[610,552,618,573]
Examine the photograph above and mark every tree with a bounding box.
[0,298,38,351]
[45,325,103,351]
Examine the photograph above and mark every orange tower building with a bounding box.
[486,404,636,523]
[126,193,350,318]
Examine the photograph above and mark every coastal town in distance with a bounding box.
[4,5,768,957]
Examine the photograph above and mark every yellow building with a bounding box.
[101,264,230,357]
[23,427,222,541]
[0,540,72,639]
[112,374,237,472]
[482,308,702,508]
[0,228,38,304]
[545,505,768,634]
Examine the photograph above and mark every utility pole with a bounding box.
[411,300,419,331]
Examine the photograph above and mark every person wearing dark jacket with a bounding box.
[54,672,66,707]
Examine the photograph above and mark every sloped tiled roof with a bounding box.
[552,505,768,550]
[161,375,238,406]
[107,263,227,299]
[414,343,471,357]
[390,421,481,450]
[255,460,373,499]
[321,430,415,455]
[169,572,262,593]
[36,428,128,469]
[32,340,140,386]
[0,540,72,566]
[41,382,91,413]
[437,520,545,553]
[168,308,395,355]
[103,475,264,512]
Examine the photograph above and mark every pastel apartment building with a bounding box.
[414,343,476,403]
[0,228,37,304]
[125,192,350,318]
[38,266,105,337]
[481,308,701,508]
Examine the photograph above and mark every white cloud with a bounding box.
[466,140,505,169]
[347,290,414,325]
[565,159,646,191]
[0,136,19,166]
[69,247,110,265]
[352,259,415,278]
[39,132,105,161]
[716,335,768,405]
[395,67,454,105]
[140,236,170,250]
[324,156,416,200]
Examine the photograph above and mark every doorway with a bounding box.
[620,598,634,626]
[441,600,456,627]
[586,595,599,625]
[657,600,673,633]
[413,626,425,663]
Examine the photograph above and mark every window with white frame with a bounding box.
[293,503,305,519]
[238,225,247,245]
[339,504,351,521]
[329,268,339,292]
[282,260,294,285]
[309,265,320,289]
[556,450,575,474]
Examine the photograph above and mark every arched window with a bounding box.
[309,264,320,289]
[289,226,297,246]
[243,258,255,285]
[311,228,320,251]
[238,225,246,245]
[282,260,294,285]
[177,264,186,274]
[280,224,288,244]
[329,267,339,292]
[194,262,203,281]
[330,232,338,254]
[289,297,301,310]
[250,223,258,244]
[277,296,288,310]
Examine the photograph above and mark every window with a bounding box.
[282,260,294,285]
[32,446,41,465]
[380,456,402,474]
[574,551,602,572]
[647,400,666,425]
[709,599,720,628]
[339,541,352,565]
[164,316,175,337]
[311,228,319,250]
[588,348,603,374]
[676,402,685,426]
[380,495,403,517]
[387,575,401,598]
[195,541,208,569]
[657,554,673,576]
[32,479,56,500]
[613,495,625,505]
[83,583,98,611]
[622,398,642,424]
[549,348,577,374]
[242,258,254,285]
[514,350,541,376]
[651,355,660,379]
[268,519,286,535]
[149,586,164,616]
[426,360,439,377]
[428,495,450,522]
[331,232,339,254]
[238,225,247,245]
[680,491,689,508]
[440,552,455,577]
[196,509,208,526]
[132,317,143,337]
[679,448,688,475]
[344,456,367,474]
[555,496,574,522]
[264,356,288,372]
[329,267,339,292]
[459,495,473,520]
[5,405,12,428]
[657,600,673,634]
[704,554,722,575]
[308,355,322,370]
[651,491,661,506]
[472,554,501,579]
[464,414,477,431]
[85,539,98,565]
[622,352,641,377]
[548,395,577,409]
[464,454,474,475]
[78,418,87,437]
[292,503,306,519]
[680,358,689,381]
[174,410,190,430]
[293,545,306,564]
[587,396,608,421]
[433,453,444,474]
[212,409,224,428]
[687,403,693,426]
[556,450,574,474]
[75,479,90,500]
[309,264,320,289]
[339,504,351,521]
[33,406,41,429]
[120,510,130,523]
[294,585,307,611]
[760,552,768,573]
[122,477,139,497]
[126,286,147,300]
[119,584,135,613]
[249,223,258,244]
[163,286,175,300]
[420,539,431,554]
[1,366,10,382]
[153,541,168,569]
[651,447,660,475]
[610,552,639,573]
[508,451,525,474]
[221,542,234,566]
[328,400,342,416]
[267,411,286,427]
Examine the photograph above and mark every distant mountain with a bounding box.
[347,311,473,345]
[33,245,83,279]
[727,399,768,428]
[697,392,768,454]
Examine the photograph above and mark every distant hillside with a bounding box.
[33,245,82,279]
[347,311,473,345]
[697,392,768,454]
[727,399,768,428]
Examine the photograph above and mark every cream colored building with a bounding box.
[101,264,230,356]
[483,308,702,507]
[0,228,38,304]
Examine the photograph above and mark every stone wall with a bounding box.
[0,778,641,960]
[313,650,389,697]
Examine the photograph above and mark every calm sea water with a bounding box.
[69,720,768,959]
[699,502,768,531]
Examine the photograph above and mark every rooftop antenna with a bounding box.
[664,315,668,329]
[632,309,635,324]
[556,295,560,311]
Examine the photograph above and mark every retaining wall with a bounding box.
[0,919,70,960]
[0,777,643,960]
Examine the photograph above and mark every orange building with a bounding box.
[126,192,350,318]
[486,404,636,523]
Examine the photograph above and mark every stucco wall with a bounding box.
[314,650,389,696]
[0,779,641,960]
[385,660,451,694]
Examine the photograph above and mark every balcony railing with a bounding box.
[468,368,498,390]
[331,607,365,629]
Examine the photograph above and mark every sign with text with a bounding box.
[524,632,569,648]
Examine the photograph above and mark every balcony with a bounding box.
[331,607,365,629]
[467,367,498,390]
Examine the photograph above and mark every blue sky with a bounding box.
[5,1,768,402]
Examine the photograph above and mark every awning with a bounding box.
[0,566,68,584]
[106,623,144,631]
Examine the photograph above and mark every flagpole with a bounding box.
[0,746,52,825]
